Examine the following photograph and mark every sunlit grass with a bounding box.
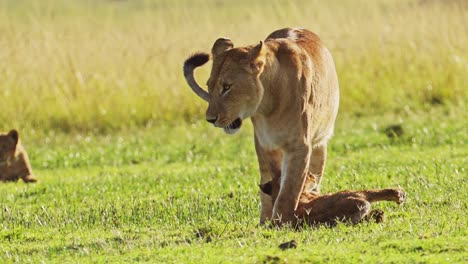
[0,0,466,131]
[0,108,466,262]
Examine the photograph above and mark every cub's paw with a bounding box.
[395,189,406,204]
[367,209,385,223]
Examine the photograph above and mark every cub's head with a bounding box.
[259,172,318,203]
[0,130,19,162]
[184,38,268,134]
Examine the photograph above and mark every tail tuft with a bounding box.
[184,53,210,75]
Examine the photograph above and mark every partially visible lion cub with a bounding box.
[0,130,37,183]
[260,172,405,227]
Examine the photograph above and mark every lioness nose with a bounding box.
[206,117,217,124]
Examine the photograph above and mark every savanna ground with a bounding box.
[0,0,467,263]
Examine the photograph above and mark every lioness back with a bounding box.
[0,130,37,183]
[266,28,340,147]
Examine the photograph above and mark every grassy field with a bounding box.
[0,0,467,263]
[1,109,467,263]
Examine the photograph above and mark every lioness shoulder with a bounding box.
[0,130,37,183]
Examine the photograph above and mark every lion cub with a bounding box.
[259,173,405,226]
[0,130,37,183]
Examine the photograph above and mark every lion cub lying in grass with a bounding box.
[259,173,405,227]
[0,130,37,183]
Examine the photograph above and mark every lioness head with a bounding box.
[184,38,268,134]
[0,130,19,163]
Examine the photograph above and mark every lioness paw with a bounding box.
[23,174,38,183]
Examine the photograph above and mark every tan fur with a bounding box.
[184,28,339,226]
[0,130,37,183]
[260,173,406,227]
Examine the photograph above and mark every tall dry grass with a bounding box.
[0,0,466,131]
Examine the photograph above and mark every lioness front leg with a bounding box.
[254,136,283,225]
[272,146,311,226]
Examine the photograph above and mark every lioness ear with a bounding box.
[259,181,273,195]
[8,129,19,146]
[247,41,266,74]
[211,38,234,60]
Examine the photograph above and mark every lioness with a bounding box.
[0,130,37,183]
[184,28,339,225]
[260,172,406,226]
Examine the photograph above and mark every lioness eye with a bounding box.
[221,83,232,95]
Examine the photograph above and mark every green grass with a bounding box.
[0,0,467,131]
[1,108,466,263]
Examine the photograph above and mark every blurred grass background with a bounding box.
[0,0,466,132]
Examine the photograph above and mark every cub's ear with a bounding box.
[247,41,266,74]
[8,129,19,146]
[259,181,273,195]
[211,38,234,60]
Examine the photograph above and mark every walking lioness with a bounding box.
[183,28,339,226]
